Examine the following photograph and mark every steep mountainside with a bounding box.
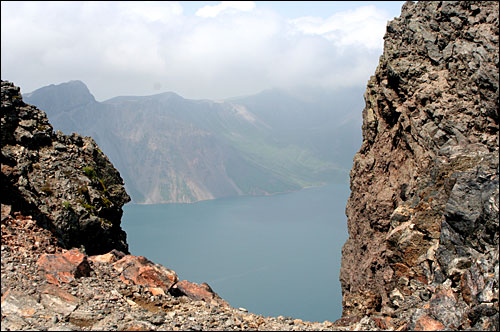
[340,1,498,330]
[1,81,130,255]
[24,83,350,204]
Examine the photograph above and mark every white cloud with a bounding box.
[289,5,388,49]
[196,1,256,18]
[117,1,183,22]
[1,1,394,101]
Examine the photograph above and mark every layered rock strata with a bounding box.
[1,80,130,255]
[340,1,498,330]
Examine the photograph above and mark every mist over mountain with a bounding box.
[230,87,364,171]
[24,81,362,203]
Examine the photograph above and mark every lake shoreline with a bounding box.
[127,180,349,206]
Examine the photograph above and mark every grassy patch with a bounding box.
[62,201,72,210]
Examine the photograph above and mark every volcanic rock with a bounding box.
[340,0,498,330]
[1,1,499,331]
[37,248,92,285]
[113,255,179,292]
[1,80,130,255]
[170,280,229,307]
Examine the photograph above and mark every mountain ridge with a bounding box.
[22,79,96,112]
[24,80,358,204]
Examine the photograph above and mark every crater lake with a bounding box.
[122,182,349,322]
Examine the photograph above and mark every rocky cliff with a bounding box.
[340,1,498,330]
[1,80,130,255]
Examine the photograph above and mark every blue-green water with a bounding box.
[121,183,349,322]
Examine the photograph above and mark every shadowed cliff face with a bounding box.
[1,81,130,255]
[340,1,498,330]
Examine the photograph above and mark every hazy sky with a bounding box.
[1,1,405,101]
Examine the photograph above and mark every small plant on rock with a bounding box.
[82,166,97,180]
[98,178,107,192]
[82,203,95,212]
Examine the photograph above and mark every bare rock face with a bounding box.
[1,80,130,255]
[340,1,498,330]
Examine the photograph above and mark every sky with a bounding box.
[1,1,405,101]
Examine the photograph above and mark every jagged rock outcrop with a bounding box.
[340,1,498,330]
[1,80,130,255]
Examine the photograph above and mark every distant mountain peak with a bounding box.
[63,79,90,89]
[24,80,96,113]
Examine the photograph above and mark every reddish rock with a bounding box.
[414,315,445,331]
[428,287,466,328]
[171,280,228,307]
[332,315,362,328]
[373,316,395,330]
[37,248,92,285]
[391,262,413,278]
[113,255,178,291]
[89,249,126,264]
[372,317,387,330]
[460,269,482,305]
[395,323,408,331]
